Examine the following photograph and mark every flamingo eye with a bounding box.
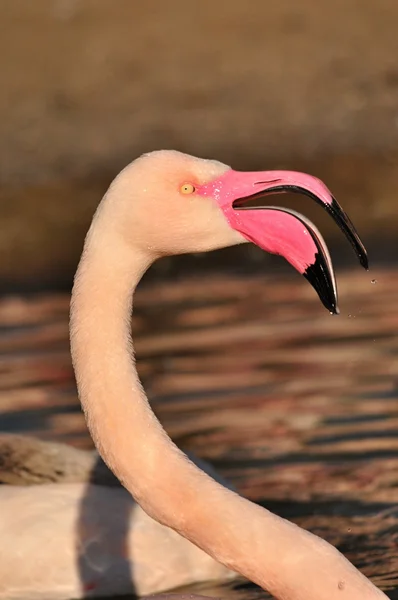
[180,183,196,195]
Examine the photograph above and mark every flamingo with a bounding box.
[0,150,386,600]
[0,435,235,598]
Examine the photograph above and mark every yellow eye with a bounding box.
[180,183,196,195]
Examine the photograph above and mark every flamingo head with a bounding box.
[108,150,368,314]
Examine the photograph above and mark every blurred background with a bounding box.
[1,1,398,598]
[1,0,398,289]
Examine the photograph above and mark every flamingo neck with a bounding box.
[70,200,386,600]
[70,208,220,526]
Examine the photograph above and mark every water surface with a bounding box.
[0,267,397,597]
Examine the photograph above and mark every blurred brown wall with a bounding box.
[1,0,398,289]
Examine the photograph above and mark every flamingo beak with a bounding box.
[199,169,368,314]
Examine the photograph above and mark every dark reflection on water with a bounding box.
[77,455,136,597]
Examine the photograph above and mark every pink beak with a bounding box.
[199,169,368,314]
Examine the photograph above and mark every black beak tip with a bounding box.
[304,254,339,315]
[330,197,369,271]
[360,254,369,270]
[324,298,340,315]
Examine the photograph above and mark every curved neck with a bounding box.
[70,201,386,600]
[70,209,218,526]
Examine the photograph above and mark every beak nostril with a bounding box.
[254,179,282,185]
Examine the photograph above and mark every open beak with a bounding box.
[199,169,368,314]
